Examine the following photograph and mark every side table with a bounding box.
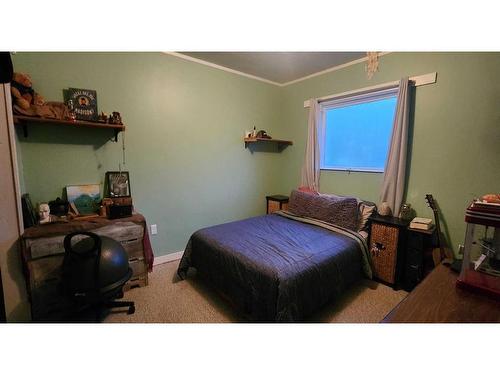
[266,195,289,214]
[368,214,410,289]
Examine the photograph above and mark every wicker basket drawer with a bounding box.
[268,201,280,213]
[370,223,399,284]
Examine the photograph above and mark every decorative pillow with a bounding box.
[288,190,359,231]
[316,191,377,232]
[358,201,376,231]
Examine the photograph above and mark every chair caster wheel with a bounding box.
[127,305,135,314]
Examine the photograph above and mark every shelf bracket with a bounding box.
[114,129,119,142]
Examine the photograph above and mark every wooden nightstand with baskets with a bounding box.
[368,215,410,289]
[266,195,289,214]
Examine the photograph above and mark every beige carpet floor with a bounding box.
[104,260,408,323]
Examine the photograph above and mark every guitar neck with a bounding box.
[431,208,442,247]
[426,194,454,263]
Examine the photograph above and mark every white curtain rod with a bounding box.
[303,72,437,108]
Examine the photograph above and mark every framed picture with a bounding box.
[66,184,101,215]
[21,193,37,228]
[106,171,131,198]
[66,88,98,121]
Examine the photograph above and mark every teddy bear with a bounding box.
[10,72,45,110]
[9,72,69,120]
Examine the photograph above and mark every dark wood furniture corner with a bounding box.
[382,264,500,323]
[244,137,293,151]
[405,226,436,291]
[266,195,289,214]
[13,115,126,141]
[368,215,410,289]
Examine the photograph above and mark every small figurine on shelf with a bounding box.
[97,111,108,123]
[399,203,415,221]
[108,111,123,125]
[66,99,77,121]
[256,130,272,139]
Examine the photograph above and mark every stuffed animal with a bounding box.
[10,72,68,120]
[10,72,44,110]
[482,194,500,204]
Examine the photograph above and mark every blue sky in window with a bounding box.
[324,97,397,170]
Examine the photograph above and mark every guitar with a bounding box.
[425,194,454,266]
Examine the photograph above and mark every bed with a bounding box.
[177,191,374,322]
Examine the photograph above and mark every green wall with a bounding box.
[279,52,500,254]
[13,52,285,255]
[13,52,500,258]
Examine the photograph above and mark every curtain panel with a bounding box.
[300,99,320,191]
[380,77,411,217]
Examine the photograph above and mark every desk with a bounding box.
[21,214,153,321]
[382,264,500,323]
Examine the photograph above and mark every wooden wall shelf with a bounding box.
[13,115,126,141]
[244,137,293,150]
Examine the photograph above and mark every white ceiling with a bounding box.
[179,52,366,85]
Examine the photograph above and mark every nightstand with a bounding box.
[368,215,410,289]
[266,195,289,214]
[404,226,436,291]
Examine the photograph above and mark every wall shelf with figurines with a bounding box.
[10,72,125,142]
[243,137,293,150]
[13,115,126,141]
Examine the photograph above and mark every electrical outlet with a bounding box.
[151,224,157,235]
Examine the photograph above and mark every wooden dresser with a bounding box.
[382,264,500,323]
[21,215,150,321]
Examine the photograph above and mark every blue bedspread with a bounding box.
[178,212,371,322]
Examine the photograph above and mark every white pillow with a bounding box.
[358,203,376,231]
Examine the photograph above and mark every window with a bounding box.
[319,87,398,172]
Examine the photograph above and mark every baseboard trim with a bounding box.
[153,251,183,266]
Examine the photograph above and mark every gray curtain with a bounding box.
[380,77,411,217]
[300,99,320,191]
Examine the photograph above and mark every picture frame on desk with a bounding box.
[66,184,101,215]
[105,171,131,198]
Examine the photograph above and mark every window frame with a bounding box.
[319,86,398,173]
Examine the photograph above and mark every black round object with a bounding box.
[48,197,69,216]
[63,232,131,297]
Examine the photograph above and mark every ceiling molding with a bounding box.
[164,52,392,87]
[164,52,282,86]
[281,52,392,87]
